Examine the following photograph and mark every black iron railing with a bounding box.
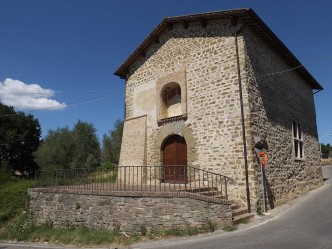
[34,165,228,199]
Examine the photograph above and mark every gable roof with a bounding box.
[114,8,322,90]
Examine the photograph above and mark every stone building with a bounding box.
[114,8,323,211]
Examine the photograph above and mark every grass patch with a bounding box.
[222,224,237,232]
[164,228,186,237]
[140,224,147,236]
[31,226,121,246]
[202,219,216,233]
[1,216,123,246]
[239,217,251,224]
[162,221,214,238]
[36,168,117,187]
[186,224,200,236]
[0,179,34,224]
[256,206,264,216]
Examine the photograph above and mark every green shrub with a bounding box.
[0,180,34,223]
[164,228,185,236]
[10,213,35,241]
[100,161,117,171]
[202,219,216,233]
[186,224,199,236]
[140,224,147,236]
[257,206,264,216]
[0,162,13,184]
[223,224,237,232]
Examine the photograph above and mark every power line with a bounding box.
[1,53,330,117]
[0,89,123,96]
[0,94,114,118]
[253,54,332,79]
[1,53,331,96]
[255,65,304,78]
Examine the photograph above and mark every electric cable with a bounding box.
[0,94,114,118]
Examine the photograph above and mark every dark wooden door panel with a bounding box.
[162,135,187,183]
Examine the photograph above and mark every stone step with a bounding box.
[231,203,241,210]
[186,187,217,193]
[195,190,220,196]
[232,207,248,216]
[232,212,254,225]
[215,195,228,200]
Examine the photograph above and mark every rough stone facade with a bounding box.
[119,115,147,166]
[28,189,232,232]
[243,27,323,206]
[120,19,251,203]
[117,10,323,210]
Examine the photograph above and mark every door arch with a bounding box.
[162,135,187,183]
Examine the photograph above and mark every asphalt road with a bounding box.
[1,166,332,249]
[131,165,332,249]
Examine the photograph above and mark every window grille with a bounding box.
[293,121,304,159]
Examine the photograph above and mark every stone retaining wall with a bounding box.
[28,188,232,233]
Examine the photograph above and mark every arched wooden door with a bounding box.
[162,135,187,183]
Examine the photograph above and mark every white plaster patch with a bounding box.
[133,80,156,125]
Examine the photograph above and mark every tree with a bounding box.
[101,119,124,165]
[321,143,331,158]
[34,120,101,170]
[71,120,101,168]
[0,103,41,173]
[34,127,74,169]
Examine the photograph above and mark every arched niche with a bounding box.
[156,68,187,123]
[160,82,182,119]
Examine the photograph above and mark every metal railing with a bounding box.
[34,165,228,199]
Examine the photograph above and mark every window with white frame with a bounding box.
[293,121,304,159]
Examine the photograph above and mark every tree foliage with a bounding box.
[0,103,41,173]
[321,143,331,158]
[34,120,101,169]
[101,119,124,165]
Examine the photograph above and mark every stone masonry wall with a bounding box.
[28,189,232,233]
[243,26,323,208]
[119,116,147,167]
[119,17,322,208]
[122,19,252,204]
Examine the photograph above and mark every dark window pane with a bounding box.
[295,140,299,158]
[300,142,303,158]
[293,122,297,138]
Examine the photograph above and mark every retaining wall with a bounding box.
[28,188,232,233]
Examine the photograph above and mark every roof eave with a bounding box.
[114,8,323,90]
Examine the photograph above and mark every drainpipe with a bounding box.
[234,24,251,213]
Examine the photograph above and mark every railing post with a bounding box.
[124,166,127,191]
[34,171,38,187]
[149,166,151,192]
[224,176,228,200]
[211,173,214,197]
[32,166,230,200]
[219,175,222,197]
[136,166,138,191]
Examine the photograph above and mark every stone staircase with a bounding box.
[230,202,254,224]
[184,187,254,224]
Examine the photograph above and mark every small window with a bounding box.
[293,122,304,159]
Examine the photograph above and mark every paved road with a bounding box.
[131,165,332,249]
[1,166,332,249]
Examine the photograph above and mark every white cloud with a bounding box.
[0,78,67,110]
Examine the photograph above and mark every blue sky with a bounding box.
[1,0,331,144]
